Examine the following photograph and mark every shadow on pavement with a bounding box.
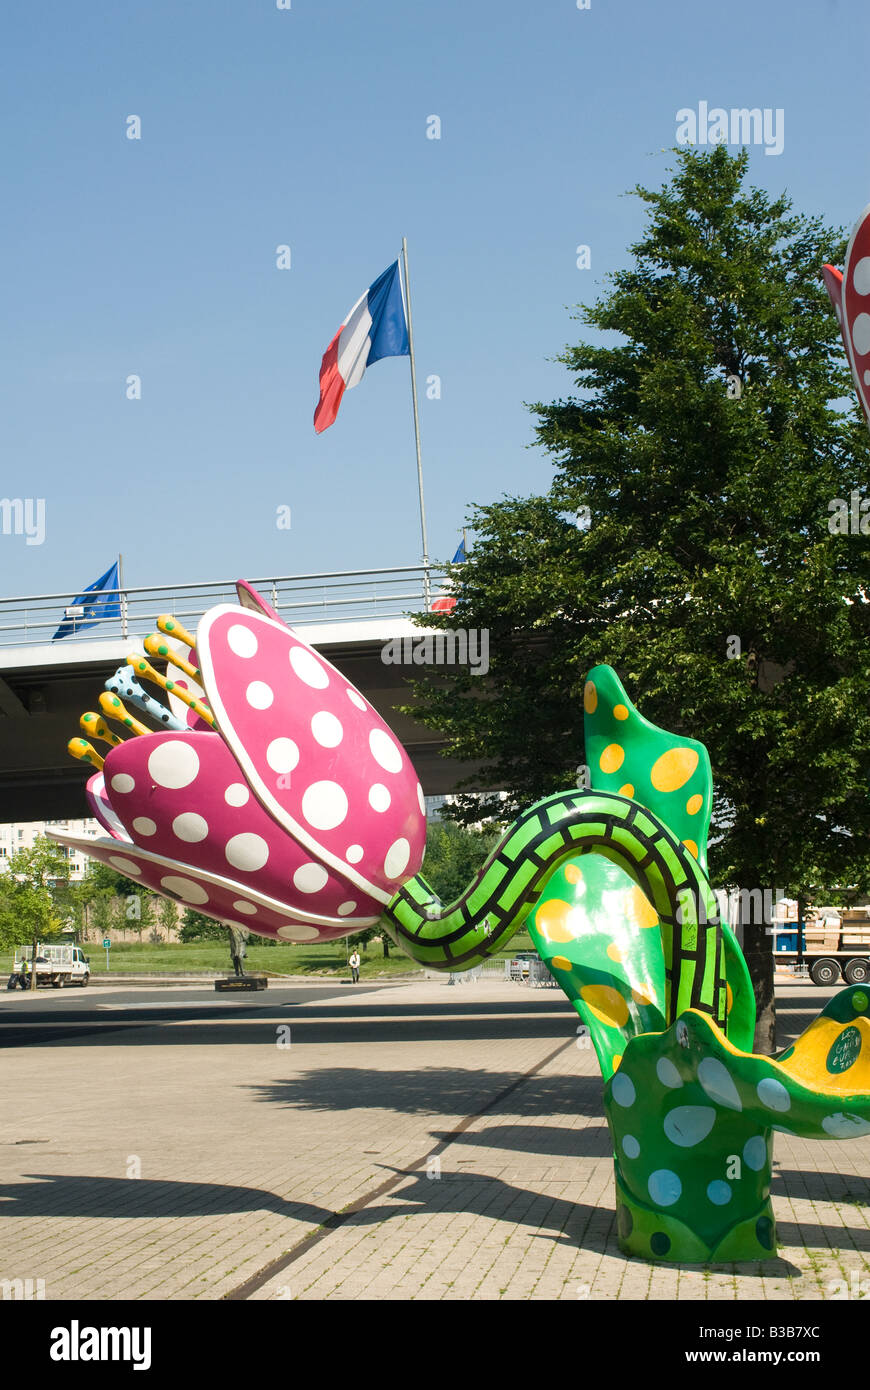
[772,1168,870,1206]
[0,1165,839,1277]
[0,1173,325,1221]
[0,1000,579,1050]
[246,1064,599,1119]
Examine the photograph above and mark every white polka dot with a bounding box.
[225,833,270,872]
[698,1057,742,1111]
[172,812,209,843]
[647,1169,682,1207]
[225,783,249,807]
[384,837,411,879]
[852,312,870,356]
[147,741,200,790]
[656,1057,683,1089]
[369,728,403,774]
[277,922,321,942]
[611,1073,636,1108]
[266,738,300,774]
[246,681,274,710]
[663,1105,716,1148]
[289,646,329,689]
[232,900,258,915]
[132,817,157,837]
[109,856,142,876]
[293,863,329,894]
[853,256,870,296]
[301,780,348,831]
[311,711,343,748]
[346,844,364,863]
[864,370,870,386]
[110,773,135,795]
[337,901,357,916]
[743,1136,767,1171]
[227,624,258,658]
[821,1112,870,1137]
[346,688,367,710]
[756,1077,790,1112]
[369,783,391,812]
[160,875,209,904]
[417,783,426,815]
[706,1180,731,1206]
[622,1135,640,1160]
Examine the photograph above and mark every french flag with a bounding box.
[431,538,467,613]
[314,260,409,433]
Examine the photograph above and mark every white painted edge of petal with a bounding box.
[235,580,285,624]
[46,829,381,930]
[841,201,870,422]
[86,773,132,843]
[196,603,395,905]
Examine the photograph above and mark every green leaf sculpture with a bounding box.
[382,664,870,1262]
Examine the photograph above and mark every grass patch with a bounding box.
[0,931,535,979]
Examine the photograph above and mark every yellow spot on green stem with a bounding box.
[650,746,699,792]
[599,743,625,774]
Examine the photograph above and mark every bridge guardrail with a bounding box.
[0,565,447,649]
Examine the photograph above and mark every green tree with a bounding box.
[0,838,74,960]
[87,861,143,901]
[138,894,156,941]
[157,896,179,942]
[179,910,227,943]
[421,819,501,906]
[406,147,870,1052]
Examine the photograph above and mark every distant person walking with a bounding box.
[349,949,361,984]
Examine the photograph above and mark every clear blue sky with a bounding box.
[0,0,866,598]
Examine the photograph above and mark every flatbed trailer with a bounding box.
[773,907,870,986]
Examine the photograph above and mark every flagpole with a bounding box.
[401,238,431,611]
[118,552,128,640]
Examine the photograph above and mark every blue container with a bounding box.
[774,930,798,952]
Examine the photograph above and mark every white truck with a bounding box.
[7,943,90,990]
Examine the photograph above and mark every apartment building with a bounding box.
[0,818,100,881]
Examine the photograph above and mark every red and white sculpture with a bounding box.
[51,586,427,943]
[822,201,870,430]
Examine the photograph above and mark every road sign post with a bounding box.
[103,938,111,972]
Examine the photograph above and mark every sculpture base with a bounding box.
[614,1174,777,1263]
[215,975,268,992]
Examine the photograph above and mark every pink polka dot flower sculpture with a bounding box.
[56,581,428,944]
[822,200,870,432]
[55,573,870,1265]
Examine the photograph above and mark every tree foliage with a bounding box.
[0,837,74,949]
[404,147,870,1048]
[420,818,502,905]
[179,910,228,943]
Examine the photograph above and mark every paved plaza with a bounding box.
[1,977,869,1301]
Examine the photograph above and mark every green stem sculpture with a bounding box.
[381,665,870,1262]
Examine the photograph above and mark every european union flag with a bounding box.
[53,562,121,641]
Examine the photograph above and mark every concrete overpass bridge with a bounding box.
[0,566,489,820]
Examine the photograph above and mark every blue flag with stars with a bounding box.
[53,561,121,640]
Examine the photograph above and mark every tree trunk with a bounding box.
[742,914,776,1055]
[382,935,390,958]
